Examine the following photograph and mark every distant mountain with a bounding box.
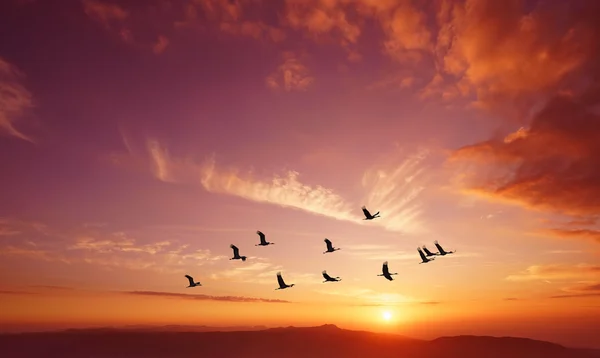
[62,324,269,333]
[0,324,597,358]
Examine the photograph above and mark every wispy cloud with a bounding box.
[0,57,35,142]
[541,228,600,244]
[506,264,600,282]
[138,139,430,234]
[212,259,318,286]
[0,224,227,274]
[315,287,417,306]
[361,149,430,234]
[0,290,37,296]
[343,244,416,262]
[123,291,291,304]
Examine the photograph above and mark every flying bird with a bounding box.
[418,247,435,264]
[229,244,247,261]
[184,275,202,288]
[322,270,342,282]
[422,245,439,257]
[323,238,340,254]
[377,261,397,281]
[434,240,455,256]
[362,206,380,220]
[255,230,274,246]
[275,272,294,290]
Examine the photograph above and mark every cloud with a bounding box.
[0,290,36,296]
[152,35,169,54]
[282,0,361,54]
[0,223,227,274]
[265,52,315,92]
[176,0,286,42]
[541,228,600,244]
[315,287,417,305]
[343,244,417,262]
[123,291,291,304]
[82,0,128,29]
[0,57,35,142]
[506,264,600,282]
[29,285,74,291]
[361,149,430,233]
[550,281,600,299]
[211,260,318,286]
[141,139,430,234]
[449,93,600,227]
[432,0,599,113]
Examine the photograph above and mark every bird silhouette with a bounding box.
[275,272,294,290]
[184,275,202,288]
[377,261,397,281]
[323,238,340,254]
[229,244,247,261]
[418,247,435,264]
[362,206,380,220]
[434,240,455,256]
[322,270,342,282]
[422,245,439,257]
[255,230,274,246]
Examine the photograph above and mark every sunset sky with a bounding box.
[1,0,599,349]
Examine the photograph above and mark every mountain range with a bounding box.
[0,324,598,358]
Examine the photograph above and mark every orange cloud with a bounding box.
[181,0,286,43]
[449,93,600,224]
[542,228,600,244]
[265,52,315,92]
[0,224,227,274]
[283,0,361,46]
[432,0,600,113]
[506,264,600,282]
[0,57,35,142]
[124,291,291,303]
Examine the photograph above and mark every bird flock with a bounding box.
[185,206,455,290]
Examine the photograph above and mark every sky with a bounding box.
[0,0,599,349]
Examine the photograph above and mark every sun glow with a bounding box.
[382,311,392,321]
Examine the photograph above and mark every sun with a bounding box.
[382,311,392,321]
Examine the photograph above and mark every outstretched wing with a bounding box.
[185,275,194,285]
[322,270,332,280]
[382,261,390,275]
[257,231,266,244]
[434,240,445,253]
[418,248,427,261]
[277,272,286,287]
[230,244,239,256]
[422,246,434,256]
[362,206,371,218]
[324,238,333,251]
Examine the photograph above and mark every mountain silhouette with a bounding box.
[0,324,597,358]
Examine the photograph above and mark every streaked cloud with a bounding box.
[506,264,600,282]
[124,291,291,304]
[266,51,315,92]
[0,57,35,142]
[0,290,37,296]
[361,149,430,234]
[139,139,430,234]
[0,223,227,274]
[315,287,417,306]
[541,228,600,244]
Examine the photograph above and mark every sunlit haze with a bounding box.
[0,0,599,350]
